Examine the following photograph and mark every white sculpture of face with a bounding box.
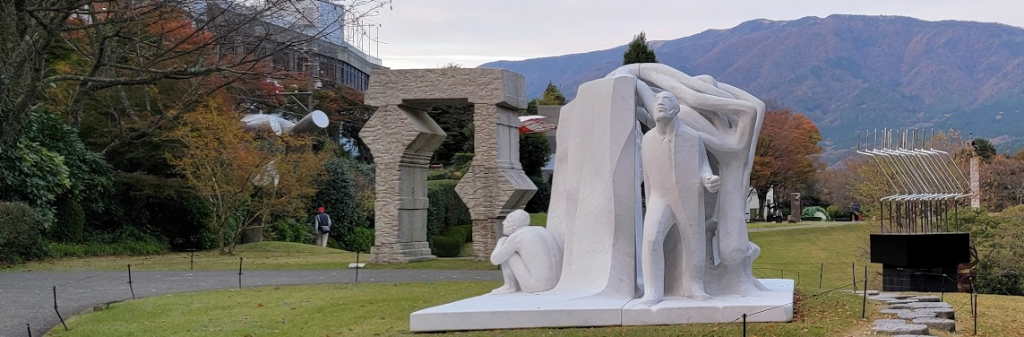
[503,210,531,236]
[653,91,680,124]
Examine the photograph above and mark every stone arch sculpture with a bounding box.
[360,68,535,263]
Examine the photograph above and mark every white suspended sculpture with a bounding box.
[241,110,330,136]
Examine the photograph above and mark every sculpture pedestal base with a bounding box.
[409,279,793,332]
[371,242,435,263]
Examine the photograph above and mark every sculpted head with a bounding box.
[503,210,531,236]
[653,91,680,124]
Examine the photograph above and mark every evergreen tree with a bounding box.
[973,138,997,160]
[538,81,567,105]
[623,31,658,65]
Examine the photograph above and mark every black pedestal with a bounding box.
[870,233,970,292]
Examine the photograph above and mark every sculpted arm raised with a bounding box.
[490,236,515,265]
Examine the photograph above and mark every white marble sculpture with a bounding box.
[409,64,790,332]
[490,210,562,294]
[637,91,720,306]
[617,63,769,297]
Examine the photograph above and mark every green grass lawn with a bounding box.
[529,212,547,227]
[46,281,879,337]
[750,222,878,290]
[28,221,1024,336]
[746,220,843,230]
[7,222,872,276]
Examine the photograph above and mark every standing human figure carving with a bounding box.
[611,64,768,296]
[638,91,721,306]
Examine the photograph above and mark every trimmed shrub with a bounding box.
[427,180,471,236]
[350,227,374,253]
[268,217,314,244]
[0,202,51,265]
[525,175,550,213]
[427,170,451,181]
[520,132,550,177]
[429,235,463,258]
[452,153,474,173]
[442,225,472,243]
[49,240,168,258]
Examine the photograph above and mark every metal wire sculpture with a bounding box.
[856,129,972,233]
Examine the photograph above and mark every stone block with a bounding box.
[362,68,532,264]
[897,310,939,319]
[871,323,930,335]
[873,319,909,326]
[916,307,955,319]
[365,69,527,109]
[906,301,953,309]
[879,309,913,316]
[909,295,941,302]
[912,317,955,332]
[887,299,918,305]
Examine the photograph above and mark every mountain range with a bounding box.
[480,14,1024,162]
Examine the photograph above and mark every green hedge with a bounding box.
[49,241,168,258]
[0,202,51,265]
[442,225,472,243]
[427,180,471,236]
[429,235,464,257]
[349,227,374,253]
[525,175,550,213]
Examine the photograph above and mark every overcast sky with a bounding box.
[356,0,1024,69]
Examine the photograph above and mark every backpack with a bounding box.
[316,213,331,234]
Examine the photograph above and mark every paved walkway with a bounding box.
[0,269,501,337]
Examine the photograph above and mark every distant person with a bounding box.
[314,207,331,247]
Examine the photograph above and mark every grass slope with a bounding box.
[750,223,879,290]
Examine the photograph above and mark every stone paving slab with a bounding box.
[905,301,953,309]
[916,307,955,319]
[913,317,955,332]
[872,323,930,335]
[909,295,941,302]
[897,311,938,319]
[873,319,909,325]
[886,299,919,305]
[879,308,913,316]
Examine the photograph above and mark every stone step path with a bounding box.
[868,293,956,336]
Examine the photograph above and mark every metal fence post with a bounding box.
[127,264,136,300]
[238,258,243,288]
[53,286,67,331]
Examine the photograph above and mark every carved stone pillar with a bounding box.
[361,68,531,263]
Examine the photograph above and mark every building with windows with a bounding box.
[205,0,385,92]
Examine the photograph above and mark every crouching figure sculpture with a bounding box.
[490,210,562,294]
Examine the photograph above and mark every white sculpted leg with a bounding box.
[510,253,550,293]
[491,259,520,294]
[639,200,672,307]
[678,211,711,301]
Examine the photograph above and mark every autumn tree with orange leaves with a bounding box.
[750,109,823,216]
[169,98,327,254]
[1,0,392,150]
